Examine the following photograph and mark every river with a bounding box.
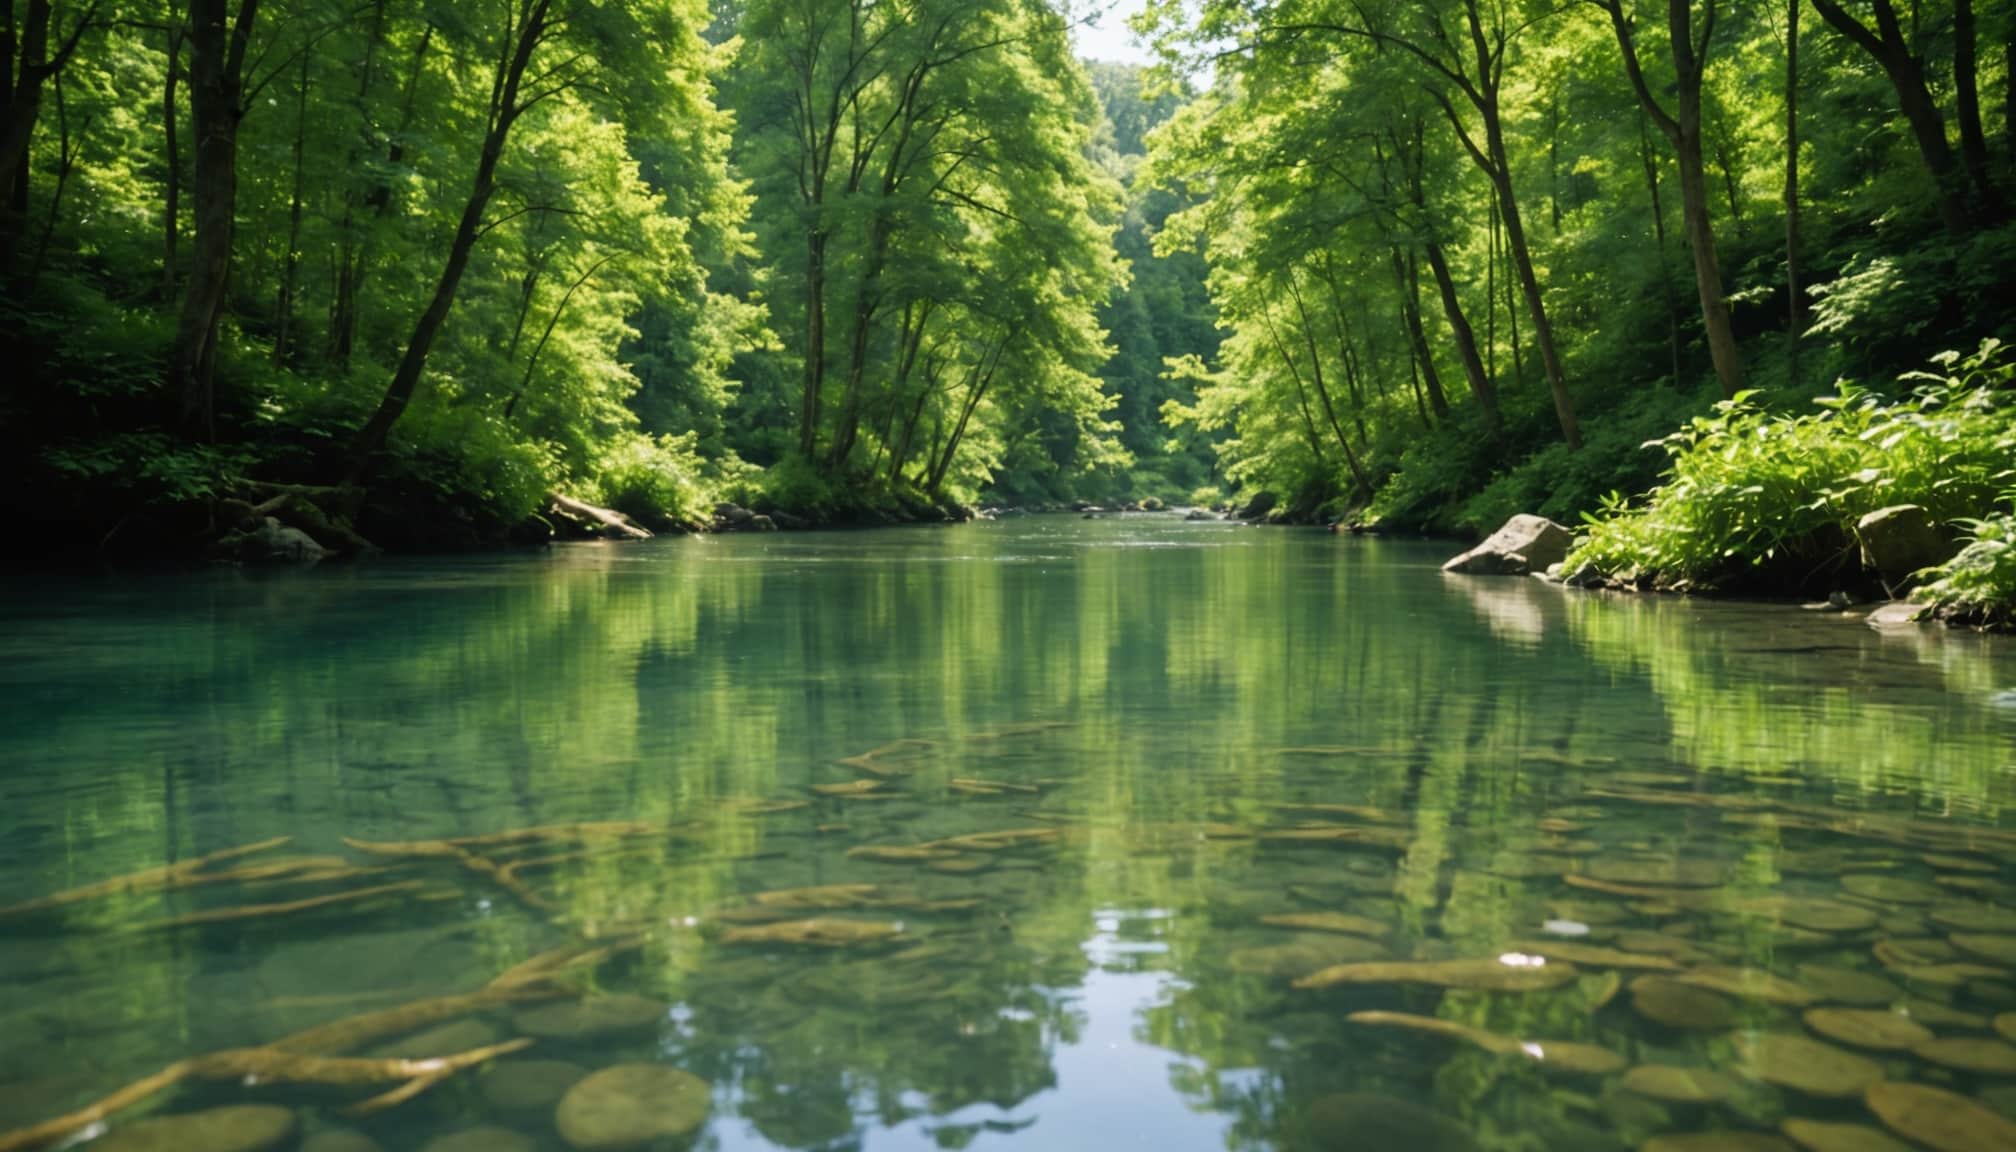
[2,516,2014,1152]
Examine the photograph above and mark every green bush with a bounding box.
[594,433,721,527]
[1916,505,2016,630]
[1569,342,2016,593]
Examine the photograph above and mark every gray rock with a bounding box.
[1238,491,1278,521]
[482,1059,589,1114]
[1185,509,1217,522]
[712,502,756,527]
[420,1126,536,1152]
[1296,1093,1481,1152]
[88,1106,296,1152]
[254,517,325,562]
[1443,515,1574,577]
[1857,505,1954,592]
[1866,601,1927,629]
[301,1130,385,1152]
[748,514,779,533]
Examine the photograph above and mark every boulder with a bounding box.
[420,1127,536,1152]
[747,515,779,533]
[556,1065,711,1151]
[301,1131,385,1152]
[1867,602,1927,630]
[767,510,811,531]
[1443,515,1574,577]
[253,517,326,562]
[1238,492,1278,521]
[712,503,757,529]
[1185,509,1218,522]
[1856,505,1953,592]
[89,1106,295,1152]
[1141,497,1166,512]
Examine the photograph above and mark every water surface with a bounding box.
[3,518,2014,1152]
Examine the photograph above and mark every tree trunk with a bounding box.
[2,1,97,272]
[1604,0,1743,398]
[1953,0,2006,221]
[1422,240,1498,433]
[1487,135,1578,446]
[271,48,309,366]
[345,0,552,481]
[1288,276,1372,498]
[1785,0,1803,388]
[162,19,183,302]
[1638,112,1685,387]
[1810,0,1971,233]
[800,228,828,458]
[172,0,259,441]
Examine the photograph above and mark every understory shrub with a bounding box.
[1916,506,2016,629]
[1568,342,2016,594]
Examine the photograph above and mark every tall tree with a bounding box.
[1597,0,1744,398]
[171,0,258,439]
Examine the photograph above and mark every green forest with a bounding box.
[0,0,2012,615]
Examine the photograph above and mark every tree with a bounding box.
[1596,0,1744,397]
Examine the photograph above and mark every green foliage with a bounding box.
[1916,509,2016,630]
[1569,343,2016,592]
[595,433,741,527]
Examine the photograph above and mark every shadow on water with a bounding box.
[0,518,2012,1151]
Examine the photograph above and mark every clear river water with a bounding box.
[2,516,2015,1152]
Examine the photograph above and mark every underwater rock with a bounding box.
[1675,967,1816,1006]
[1294,956,1579,992]
[1620,1065,1742,1104]
[1297,1092,1482,1152]
[420,1128,536,1152]
[1779,1122,1913,1152]
[1630,977,1740,1031]
[300,1130,384,1152]
[482,1060,589,1114]
[1911,1036,2016,1075]
[556,1064,711,1151]
[1801,1008,1933,1051]
[1865,1081,2016,1152]
[1260,912,1388,938]
[513,995,666,1040]
[1729,1033,1883,1098]
[1952,936,2016,965]
[1227,935,1389,978]
[1642,1136,1794,1152]
[1794,965,1905,1007]
[87,1105,296,1152]
[1841,875,1944,905]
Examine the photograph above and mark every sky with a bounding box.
[1076,0,1154,65]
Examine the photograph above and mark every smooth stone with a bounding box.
[1642,1135,1794,1152]
[89,1106,296,1152]
[301,1133,384,1152]
[1780,1120,1913,1152]
[421,1127,537,1152]
[1865,1081,2016,1152]
[1730,1032,1883,1098]
[514,994,666,1040]
[1802,1007,1934,1051]
[557,1064,712,1151]
[1298,1092,1482,1152]
[1621,1065,1740,1104]
[1913,1036,2016,1075]
[1632,976,1741,1031]
[1795,965,1904,1007]
[482,1059,589,1113]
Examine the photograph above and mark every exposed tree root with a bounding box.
[0,838,293,920]
[0,1039,532,1152]
[142,881,426,931]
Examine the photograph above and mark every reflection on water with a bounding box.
[0,518,2013,1152]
